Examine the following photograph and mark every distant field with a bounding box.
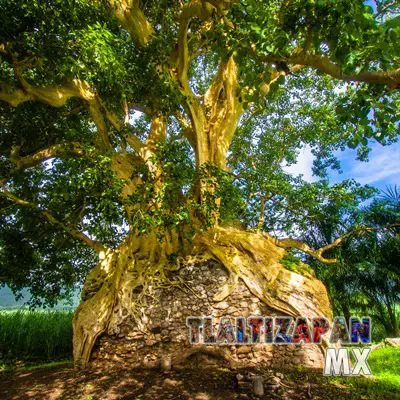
[0,287,28,309]
[0,286,80,310]
[0,310,74,361]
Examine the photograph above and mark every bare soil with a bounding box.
[0,363,393,400]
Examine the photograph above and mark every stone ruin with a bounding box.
[91,259,325,370]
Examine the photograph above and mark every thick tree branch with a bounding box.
[173,1,240,169]
[204,57,243,167]
[176,8,191,86]
[176,0,215,86]
[315,223,400,253]
[263,223,400,264]
[175,111,197,149]
[102,106,144,154]
[0,187,108,254]
[0,81,77,107]
[86,100,112,150]
[107,0,154,47]
[0,78,112,149]
[173,0,223,168]
[9,143,86,172]
[259,53,400,89]
[265,234,339,264]
[145,115,167,154]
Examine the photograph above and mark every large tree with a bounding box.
[0,0,399,367]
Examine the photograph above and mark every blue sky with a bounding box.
[366,0,377,12]
[282,2,400,193]
[285,140,400,192]
[331,141,400,190]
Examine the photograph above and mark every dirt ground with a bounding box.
[0,363,392,400]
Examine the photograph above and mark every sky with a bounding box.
[285,140,400,192]
[285,0,399,193]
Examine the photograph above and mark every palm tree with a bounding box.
[355,186,400,336]
[302,185,400,338]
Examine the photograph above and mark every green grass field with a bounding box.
[0,310,73,362]
[330,346,400,398]
[287,346,400,399]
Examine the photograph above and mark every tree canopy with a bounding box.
[0,0,399,306]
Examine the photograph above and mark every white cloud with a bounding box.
[283,145,316,182]
[329,140,400,190]
[347,143,400,185]
[281,141,400,188]
[129,110,144,124]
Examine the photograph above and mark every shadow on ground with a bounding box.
[0,363,397,400]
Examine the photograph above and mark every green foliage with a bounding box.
[230,0,400,71]
[303,185,400,339]
[367,346,400,390]
[226,67,380,233]
[280,253,301,272]
[0,0,399,307]
[226,0,400,147]
[281,253,316,276]
[126,139,198,239]
[0,310,73,361]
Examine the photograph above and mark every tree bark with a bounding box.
[386,301,400,337]
[341,303,351,327]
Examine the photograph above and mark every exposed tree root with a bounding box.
[193,227,332,319]
[73,226,332,368]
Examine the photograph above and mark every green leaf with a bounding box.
[362,5,374,15]
[249,23,260,31]
[385,15,400,30]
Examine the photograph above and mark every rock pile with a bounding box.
[91,259,324,370]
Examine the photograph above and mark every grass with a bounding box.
[0,309,73,362]
[369,346,400,387]
[0,359,73,374]
[331,346,400,398]
[284,346,400,399]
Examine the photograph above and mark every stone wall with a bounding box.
[91,259,324,370]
